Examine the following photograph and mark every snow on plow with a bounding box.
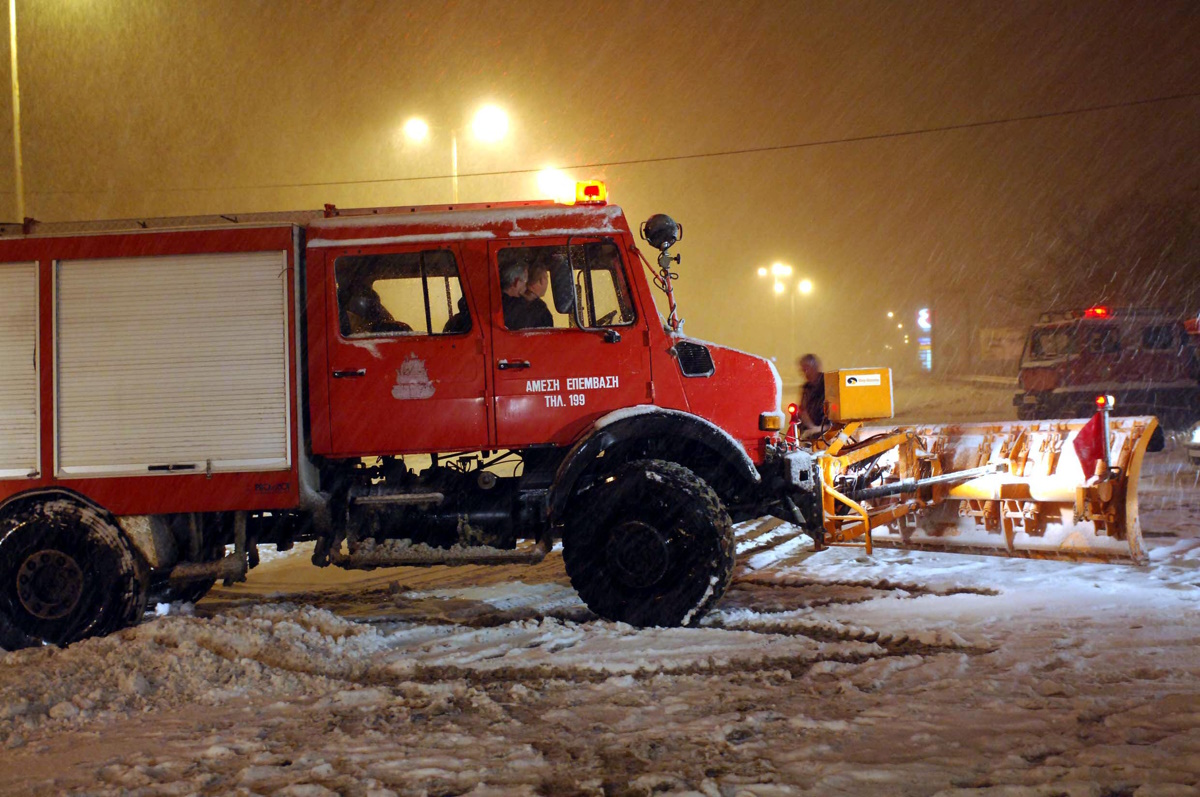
[809,414,1158,565]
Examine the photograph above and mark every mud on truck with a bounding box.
[0,184,1162,648]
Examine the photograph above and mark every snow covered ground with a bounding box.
[2,383,1198,796]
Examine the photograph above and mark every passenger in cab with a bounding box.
[517,260,554,329]
[442,296,471,334]
[500,260,529,329]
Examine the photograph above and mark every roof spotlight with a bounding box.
[640,214,683,251]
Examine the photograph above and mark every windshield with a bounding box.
[1028,326,1077,360]
[1027,323,1121,361]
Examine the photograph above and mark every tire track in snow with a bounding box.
[733,574,998,598]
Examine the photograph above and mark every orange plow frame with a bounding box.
[810,416,1158,564]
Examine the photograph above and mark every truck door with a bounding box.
[489,238,652,447]
[322,244,488,456]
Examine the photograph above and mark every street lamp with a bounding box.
[471,104,508,142]
[402,117,430,143]
[756,262,814,363]
[403,105,510,203]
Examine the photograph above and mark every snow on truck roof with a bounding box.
[306,203,629,247]
[0,201,631,240]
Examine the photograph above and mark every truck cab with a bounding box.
[297,197,793,622]
[1013,305,1200,425]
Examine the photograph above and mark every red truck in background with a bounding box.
[1013,306,1200,426]
[0,186,814,647]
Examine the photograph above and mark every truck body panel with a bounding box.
[0,226,303,514]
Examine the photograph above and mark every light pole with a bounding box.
[8,0,24,221]
[756,263,813,364]
[403,105,509,204]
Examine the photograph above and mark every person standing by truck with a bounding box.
[797,353,826,433]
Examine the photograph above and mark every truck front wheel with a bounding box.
[562,459,735,627]
[0,499,148,649]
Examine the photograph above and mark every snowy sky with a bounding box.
[2,1,1198,368]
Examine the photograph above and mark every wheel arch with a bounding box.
[0,487,113,524]
[0,488,171,570]
[547,407,760,523]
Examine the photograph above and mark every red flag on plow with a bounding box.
[1072,410,1107,476]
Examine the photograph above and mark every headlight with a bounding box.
[1190,423,1200,445]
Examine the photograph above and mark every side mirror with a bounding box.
[549,256,575,314]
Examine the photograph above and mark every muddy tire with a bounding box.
[562,459,735,627]
[0,499,149,648]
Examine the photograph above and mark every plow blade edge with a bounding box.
[856,416,1157,564]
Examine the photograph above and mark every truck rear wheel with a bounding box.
[0,499,148,648]
[562,459,735,627]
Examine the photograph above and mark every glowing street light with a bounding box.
[471,104,509,143]
[402,104,510,203]
[887,311,894,318]
[402,117,430,143]
[754,262,814,363]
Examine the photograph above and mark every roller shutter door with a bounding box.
[56,251,290,476]
[0,263,39,478]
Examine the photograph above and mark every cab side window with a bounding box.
[1141,325,1176,350]
[1083,326,1120,355]
[495,240,635,332]
[575,241,636,328]
[335,250,468,338]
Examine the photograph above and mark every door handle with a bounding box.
[332,369,366,378]
[497,359,531,370]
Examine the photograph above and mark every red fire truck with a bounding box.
[0,185,815,647]
[1013,306,1200,425]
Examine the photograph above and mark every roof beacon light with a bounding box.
[575,181,607,205]
[1084,305,1112,319]
[1095,394,1115,410]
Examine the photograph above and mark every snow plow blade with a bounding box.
[816,416,1158,564]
